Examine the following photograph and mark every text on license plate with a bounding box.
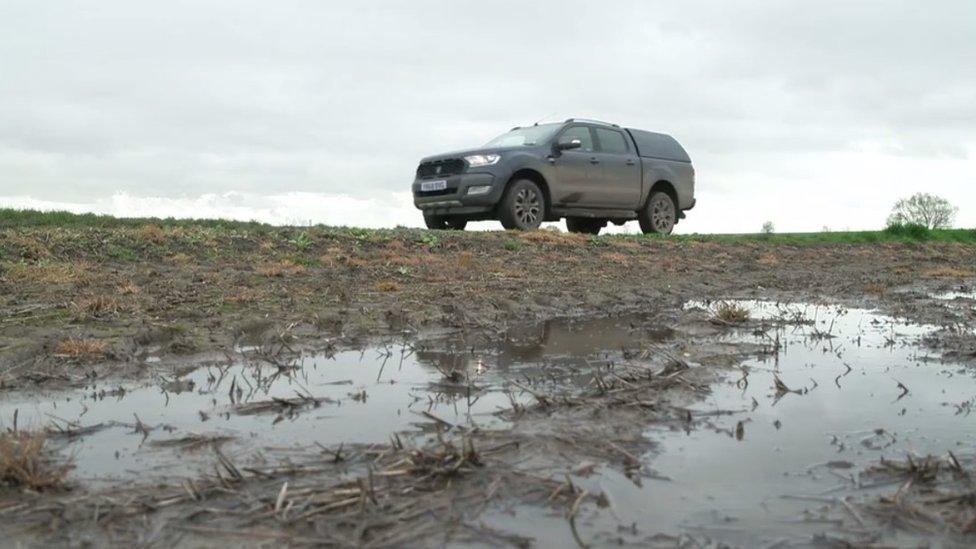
[420,180,447,192]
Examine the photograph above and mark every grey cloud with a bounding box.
[0,0,973,216]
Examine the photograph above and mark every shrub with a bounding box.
[884,223,930,239]
[887,193,957,229]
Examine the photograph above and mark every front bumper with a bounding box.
[412,172,502,215]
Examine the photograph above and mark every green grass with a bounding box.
[0,208,271,231]
[289,231,313,251]
[1,208,974,245]
[106,245,137,261]
[418,232,441,247]
[289,254,324,268]
[652,224,976,245]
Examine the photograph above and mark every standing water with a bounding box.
[2,301,974,546]
[567,301,976,546]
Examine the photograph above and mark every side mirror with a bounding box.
[554,138,582,152]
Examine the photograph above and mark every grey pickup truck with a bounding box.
[412,118,695,234]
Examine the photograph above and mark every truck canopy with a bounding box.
[625,129,691,163]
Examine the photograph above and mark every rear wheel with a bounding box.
[499,179,546,231]
[638,192,677,235]
[424,214,467,231]
[566,217,604,235]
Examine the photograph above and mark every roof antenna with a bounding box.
[532,113,557,126]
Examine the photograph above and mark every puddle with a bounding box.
[3,300,974,545]
[0,315,668,484]
[578,301,976,545]
[3,348,498,482]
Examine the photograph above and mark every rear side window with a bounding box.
[595,128,629,154]
[558,126,594,152]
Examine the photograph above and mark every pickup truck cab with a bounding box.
[412,118,695,234]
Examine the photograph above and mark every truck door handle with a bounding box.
[625,159,636,166]
[589,157,600,165]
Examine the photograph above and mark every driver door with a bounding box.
[549,125,596,206]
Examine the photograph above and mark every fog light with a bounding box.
[467,185,492,196]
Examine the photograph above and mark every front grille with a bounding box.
[416,158,466,179]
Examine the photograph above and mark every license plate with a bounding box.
[420,180,447,192]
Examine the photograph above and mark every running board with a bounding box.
[549,208,637,220]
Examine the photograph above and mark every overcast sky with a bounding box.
[1,0,974,233]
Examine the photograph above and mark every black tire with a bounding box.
[424,214,467,231]
[566,217,604,235]
[498,179,546,231]
[638,191,677,235]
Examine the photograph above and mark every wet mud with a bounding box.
[3,229,976,546]
[3,294,976,546]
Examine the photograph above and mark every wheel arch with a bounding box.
[646,180,678,208]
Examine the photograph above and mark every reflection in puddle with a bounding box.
[0,315,667,483]
[599,300,976,545]
[2,348,512,482]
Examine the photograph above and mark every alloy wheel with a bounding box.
[650,194,675,233]
[513,188,541,227]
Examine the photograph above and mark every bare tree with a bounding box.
[761,221,775,235]
[886,193,957,229]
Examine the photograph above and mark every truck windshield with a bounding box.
[485,123,561,147]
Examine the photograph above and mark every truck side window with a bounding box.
[595,128,629,154]
[558,126,594,152]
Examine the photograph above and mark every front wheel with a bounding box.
[566,217,604,235]
[499,179,546,231]
[424,214,467,231]
[638,192,677,235]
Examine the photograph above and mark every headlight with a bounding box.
[464,154,501,167]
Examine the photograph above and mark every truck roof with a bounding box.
[625,129,691,163]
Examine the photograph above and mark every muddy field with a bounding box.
[2,224,976,547]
